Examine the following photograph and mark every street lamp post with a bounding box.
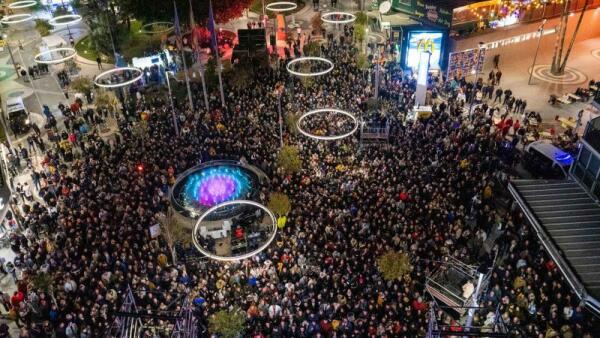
[277,91,283,147]
[528,1,548,85]
[2,33,19,76]
[469,41,485,117]
[165,71,179,136]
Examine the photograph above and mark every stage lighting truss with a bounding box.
[297,108,359,141]
[47,14,82,26]
[93,67,144,88]
[286,56,334,77]
[0,13,34,24]
[192,200,277,262]
[33,47,77,64]
[139,21,174,34]
[8,0,37,9]
[321,11,357,24]
[265,1,298,12]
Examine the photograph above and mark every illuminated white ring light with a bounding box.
[47,14,82,26]
[286,56,334,77]
[8,0,37,9]
[93,67,144,88]
[140,21,174,34]
[192,200,277,262]
[297,108,358,141]
[265,1,298,12]
[34,47,77,64]
[0,13,34,24]
[321,11,357,24]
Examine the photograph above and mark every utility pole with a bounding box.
[165,71,179,136]
[528,0,548,85]
[469,41,485,117]
[276,84,284,147]
[2,33,19,77]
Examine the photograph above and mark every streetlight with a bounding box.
[469,41,485,117]
[164,71,179,136]
[275,83,284,147]
[1,33,19,76]
[528,0,549,85]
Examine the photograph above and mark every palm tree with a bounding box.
[550,0,589,75]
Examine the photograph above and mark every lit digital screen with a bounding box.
[406,31,443,69]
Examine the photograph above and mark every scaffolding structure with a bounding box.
[106,286,198,338]
[426,303,511,338]
[424,255,512,337]
[425,256,492,314]
[359,119,390,149]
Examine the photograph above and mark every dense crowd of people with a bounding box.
[0,31,597,338]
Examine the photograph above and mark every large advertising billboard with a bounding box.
[406,31,443,69]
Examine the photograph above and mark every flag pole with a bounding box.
[189,0,210,111]
[199,56,210,111]
[174,1,195,112]
[209,0,226,107]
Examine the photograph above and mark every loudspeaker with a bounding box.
[237,29,266,51]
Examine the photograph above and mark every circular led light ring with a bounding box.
[33,47,77,64]
[47,14,82,26]
[297,108,358,141]
[265,1,298,12]
[0,13,34,24]
[8,0,37,9]
[286,57,334,77]
[321,11,357,24]
[93,67,144,88]
[192,200,277,262]
[140,21,174,34]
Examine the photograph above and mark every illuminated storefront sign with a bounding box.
[483,27,557,50]
[406,31,443,69]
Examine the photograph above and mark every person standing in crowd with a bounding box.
[0,33,593,338]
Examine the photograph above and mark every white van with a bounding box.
[4,97,30,135]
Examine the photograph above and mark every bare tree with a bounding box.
[550,0,589,75]
[559,0,590,72]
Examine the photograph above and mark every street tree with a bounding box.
[303,41,321,56]
[550,0,590,75]
[116,0,253,24]
[209,307,245,338]
[377,251,412,281]
[277,145,302,174]
[268,192,291,216]
[70,76,93,97]
[94,89,120,115]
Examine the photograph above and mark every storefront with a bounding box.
[375,0,453,70]
[452,0,600,37]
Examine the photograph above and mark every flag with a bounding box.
[173,1,183,50]
[208,0,218,56]
[189,0,199,55]
[189,0,196,29]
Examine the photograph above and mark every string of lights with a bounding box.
[466,0,565,22]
